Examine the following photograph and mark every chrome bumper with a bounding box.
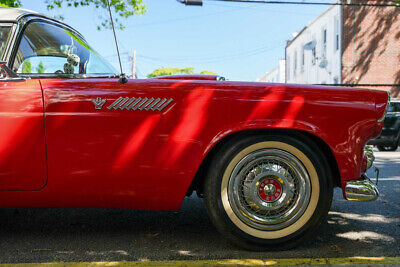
[345,146,379,202]
[364,145,375,170]
[345,175,379,201]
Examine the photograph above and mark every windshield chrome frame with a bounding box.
[0,22,16,62]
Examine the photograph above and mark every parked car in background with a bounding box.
[0,8,390,250]
[368,98,400,151]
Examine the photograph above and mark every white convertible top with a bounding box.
[0,7,38,22]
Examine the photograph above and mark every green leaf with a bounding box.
[40,0,146,30]
[147,67,218,78]
[0,0,22,7]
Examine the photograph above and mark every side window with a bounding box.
[12,21,115,75]
[13,22,76,74]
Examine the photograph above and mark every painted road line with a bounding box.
[1,257,400,266]
[379,177,400,181]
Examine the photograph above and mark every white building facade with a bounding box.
[258,59,286,83]
[285,4,342,85]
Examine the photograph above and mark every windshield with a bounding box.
[12,21,116,75]
[0,25,12,59]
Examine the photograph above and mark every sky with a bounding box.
[21,0,328,81]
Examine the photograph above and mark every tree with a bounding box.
[21,59,31,74]
[0,0,19,7]
[147,67,218,78]
[37,61,45,74]
[0,0,146,30]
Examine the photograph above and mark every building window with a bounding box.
[294,51,297,76]
[287,56,290,81]
[311,34,316,65]
[301,47,305,72]
[336,34,339,51]
[334,17,340,51]
[312,46,316,65]
[322,28,327,58]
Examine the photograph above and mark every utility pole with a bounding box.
[131,50,137,79]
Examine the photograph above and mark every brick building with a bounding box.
[342,0,400,97]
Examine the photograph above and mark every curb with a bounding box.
[1,257,400,266]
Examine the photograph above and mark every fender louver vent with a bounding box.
[107,97,173,111]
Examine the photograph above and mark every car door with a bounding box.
[0,78,47,190]
[39,78,183,208]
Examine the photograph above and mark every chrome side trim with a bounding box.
[139,97,154,110]
[152,98,167,111]
[107,97,124,110]
[106,97,174,112]
[116,97,130,110]
[127,98,141,110]
[146,98,161,111]
[345,177,379,202]
[156,98,174,111]
[134,98,148,110]
[121,97,137,110]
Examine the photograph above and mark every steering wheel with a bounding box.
[55,70,64,74]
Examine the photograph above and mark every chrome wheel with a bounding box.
[227,148,311,231]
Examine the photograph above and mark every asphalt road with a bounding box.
[0,148,399,264]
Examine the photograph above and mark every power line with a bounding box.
[136,45,281,64]
[116,42,280,63]
[207,0,400,7]
[208,1,322,15]
[137,43,278,61]
[127,2,321,28]
[127,7,243,27]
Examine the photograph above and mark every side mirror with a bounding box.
[0,61,23,80]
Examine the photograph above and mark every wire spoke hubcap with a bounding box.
[227,148,311,231]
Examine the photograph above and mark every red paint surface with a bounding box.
[0,79,47,191]
[0,77,388,210]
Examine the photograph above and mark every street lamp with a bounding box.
[176,0,203,5]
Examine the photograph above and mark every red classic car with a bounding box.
[0,8,390,250]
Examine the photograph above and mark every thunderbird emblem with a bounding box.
[92,97,107,110]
